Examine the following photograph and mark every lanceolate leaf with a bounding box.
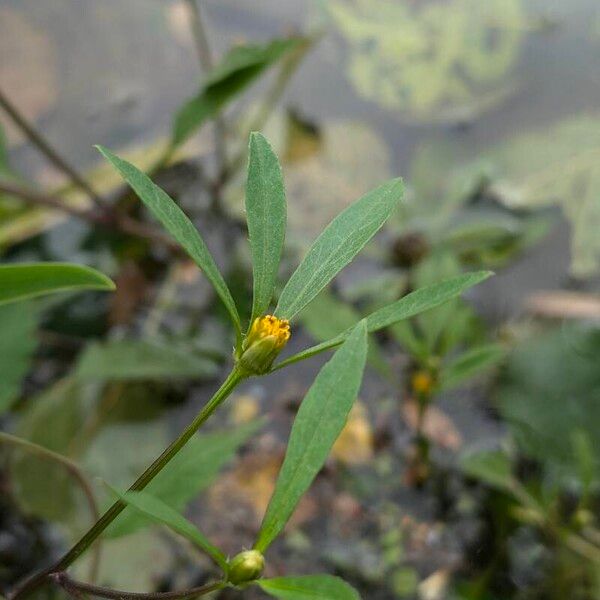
[0,263,114,306]
[97,146,241,340]
[275,179,404,320]
[258,575,360,599]
[275,271,491,369]
[255,321,367,552]
[109,488,227,572]
[172,38,303,148]
[0,303,37,414]
[246,132,287,323]
[439,343,506,391]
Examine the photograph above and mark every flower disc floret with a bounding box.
[237,315,291,375]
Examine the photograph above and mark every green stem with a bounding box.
[9,368,244,600]
[0,432,102,584]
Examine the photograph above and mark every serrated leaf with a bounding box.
[275,179,404,320]
[0,262,114,306]
[75,339,219,381]
[439,343,506,391]
[276,271,491,369]
[0,303,37,414]
[107,420,262,538]
[258,575,360,599]
[246,132,287,323]
[255,321,367,552]
[96,146,241,339]
[109,488,227,572]
[172,38,302,148]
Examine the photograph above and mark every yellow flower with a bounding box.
[411,370,434,396]
[237,315,291,375]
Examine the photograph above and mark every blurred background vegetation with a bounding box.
[1,1,599,599]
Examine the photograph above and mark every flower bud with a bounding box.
[237,315,291,375]
[227,549,265,585]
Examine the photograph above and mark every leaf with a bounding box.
[275,178,404,320]
[172,38,302,148]
[75,339,219,381]
[246,132,287,323]
[255,321,367,552]
[109,488,227,572]
[96,146,241,339]
[460,450,516,494]
[258,575,360,599]
[0,303,37,414]
[439,343,506,391]
[0,262,114,306]
[107,420,262,538]
[276,271,491,369]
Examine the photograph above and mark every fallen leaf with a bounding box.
[331,402,374,465]
[402,399,463,450]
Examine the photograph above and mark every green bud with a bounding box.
[227,549,265,585]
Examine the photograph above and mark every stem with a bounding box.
[0,88,107,211]
[54,572,225,600]
[186,0,227,176]
[0,179,177,249]
[0,432,102,583]
[9,368,244,600]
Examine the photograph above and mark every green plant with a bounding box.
[6,132,490,599]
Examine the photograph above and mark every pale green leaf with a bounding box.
[258,575,360,599]
[173,38,302,148]
[255,321,367,552]
[0,263,114,306]
[246,132,286,323]
[0,303,37,414]
[275,179,404,320]
[96,146,241,339]
[75,339,219,381]
[107,420,262,538]
[460,450,516,494]
[439,343,506,391]
[275,271,491,369]
[109,488,227,572]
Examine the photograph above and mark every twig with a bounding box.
[0,88,107,211]
[186,0,227,179]
[0,432,102,583]
[0,179,177,249]
[54,572,225,600]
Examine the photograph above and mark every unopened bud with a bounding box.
[227,549,265,585]
[237,315,291,375]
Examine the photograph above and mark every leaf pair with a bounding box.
[113,321,368,597]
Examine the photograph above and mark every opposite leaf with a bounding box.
[275,178,404,320]
[97,146,241,340]
[109,488,227,572]
[255,320,368,552]
[258,575,360,599]
[246,132,287,323]
[0,263,114,306]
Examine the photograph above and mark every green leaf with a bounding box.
[275,179,404,320]
[107,420,262,538]
[75,339,219,381]
[172,38,302,148]
[109,488,227,572]
[460,450,516,495]
[255,321,367,552]
[246,132,287,323]
[258,575,360,599]
[276,271,491,369]
[0,303,37,414]
[439,343,506,391]
[0,262,114,306]
[96,146,241,340]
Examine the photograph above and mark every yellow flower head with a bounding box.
[411,370,434,396]
[237,315,291,375]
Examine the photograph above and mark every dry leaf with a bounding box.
[332,401,374,465]
[402,399,463,450]
[525,291,600,320]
